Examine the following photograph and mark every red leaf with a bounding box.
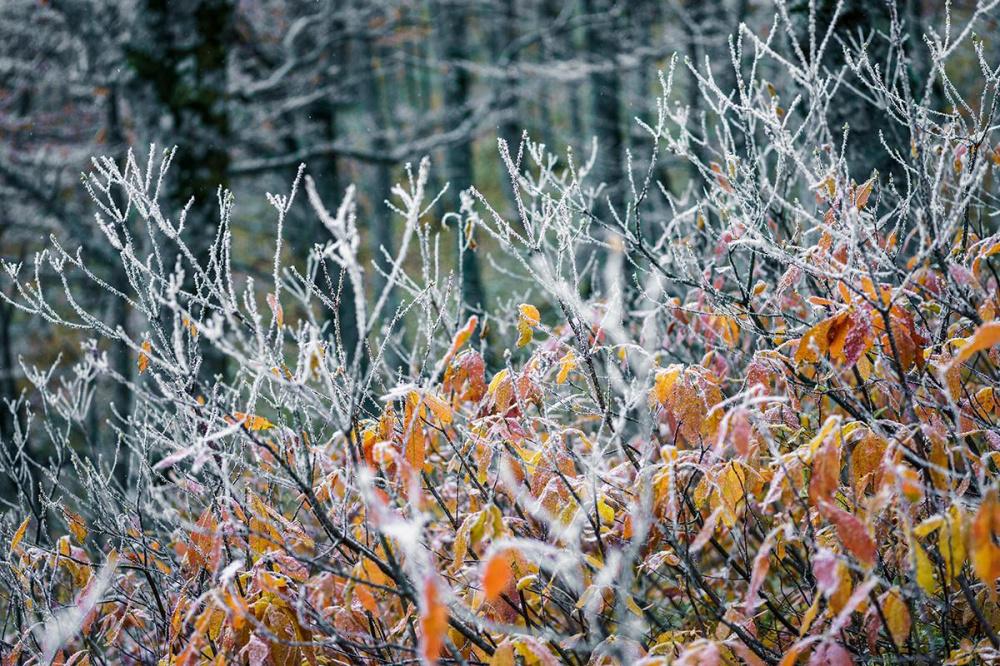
[820,501,876,566]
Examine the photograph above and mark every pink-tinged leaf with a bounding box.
[842,310,872,366]
[762,467,786,508]
[243,633,270,666]
[812,549,841,597]
[691,506,723,553]
[153,447,196,471]
[745,537,773,614]
[677,639,722,666]
[808,640,853,666]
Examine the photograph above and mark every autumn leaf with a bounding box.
[443,315,477,367]
[910,538,938,595]
[10,516,29,555]
[853,177,875,210]
[809,436,841,505]
[948,321,1000,371]
[482,550,514,602]
[231,412,274,431]
[880,588,911,647]
[138,339,151,374]
[266,292,284,328]
[63,508,88,544]
[650,364,723,445]
[970,488,1000,597]
[555,349,577,384]
[850,432,886,497]
[420,576,449,666]
[794,310,855,365]
[516,303,540,348]
[820,501,876,566]
[710,161,734,193]
[940,504,967,583]
[810,640,853,666]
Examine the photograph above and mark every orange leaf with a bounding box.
[482,551,514,602]
[971,488,1000,597]
[420,577,449,666]
[854,177,875,210]
[138,339,151,374]
[949,321,1000,369]
[809,437,841,506]
[232,412,274,431]
[851,432,887,497]
[403,394,427,475]
[443,315,477,366]
[63,508,88,544]
[820,501,876,566]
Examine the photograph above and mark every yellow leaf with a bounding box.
[232,412,274,431]
[596,496,615,525]
[799,594,821,636]
[138,339,151,374]
[882,588,911,647]
[940,504,967,583]
[556,350,577,384]
[421,392,453,425]
[518,303,540,326]
[516,304,540,347]
[10,516,29,555]
[911,539,938,595]
[490,641,517,666]
[913,514,944,537]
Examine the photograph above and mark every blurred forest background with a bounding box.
[0,0,995,449]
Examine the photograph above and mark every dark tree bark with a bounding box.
[128,0,235,382]
[584,0,625,214]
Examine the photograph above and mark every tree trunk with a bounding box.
[436,0,486,319]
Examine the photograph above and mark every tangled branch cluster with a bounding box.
[3,4,1000,665]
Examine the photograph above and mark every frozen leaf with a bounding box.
[820,501,876,566]
[266,292,284,327]
[138,339,151,374]
[940,504,967,583]
[556,349,577,384]
[853,177,875,210]
[948,321,1000,370]
[63,508,88,544]
[970,489,1000,596]
[809,437,840,505]
[10,516,28,555]
[516,303,540,347]
[809,640,853,666]
[443,315,477,367]
[231,412,274,431]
